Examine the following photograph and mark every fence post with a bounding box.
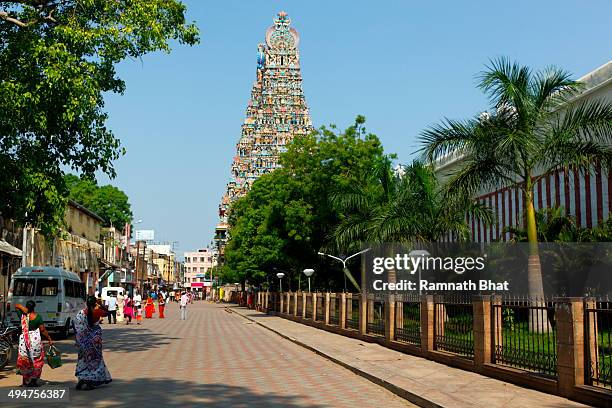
[555,297,585,398]
[386,294,395,341]
[421,295,434,353]
[325,292,330,324]
[584,298,598,386]
[360,294,367,335]
[473,295,492,369]
[302,292,307,318]
[312,292,318,321]
[340,293,347,329]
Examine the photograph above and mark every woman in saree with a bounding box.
[15,301,53,387]
[144,296,155,319]
[74,296,112,390]
[123,296,134,325]
[157,291,166,319]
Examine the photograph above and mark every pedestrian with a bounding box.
[144,296,155,319]
[15,301,53,387]
[180,291,189,320]
[116,292,125,323]
[134,291,142,325]
[123,296,134,325]
[74,296,112,391]
[158,291,166,319]
[105,293,118,324]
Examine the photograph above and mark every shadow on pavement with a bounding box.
[1,378,327,408]
[99,325,179,353]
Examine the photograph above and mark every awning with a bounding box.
[0,239,22,257]
[99,258,120,269]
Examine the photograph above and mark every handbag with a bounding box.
[46,344,62,369]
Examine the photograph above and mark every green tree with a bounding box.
[222,117,389,291]
[0,0,199,237]
[420,58,612,299]
[64,174,133,228]
[331,160,493,290]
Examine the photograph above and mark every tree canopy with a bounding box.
[420,57,612,299]
[222,117,390,290]
[0,0,199,237]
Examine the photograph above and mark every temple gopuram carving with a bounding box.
[218,11,313,225]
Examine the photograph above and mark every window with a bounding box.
[13,278,35,297]
[36,278,58,296]
[200,267,205,273]
[200,257,205,263]
[64,280,75,298]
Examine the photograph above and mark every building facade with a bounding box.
[435,61,612,242]
[183,248,214,289]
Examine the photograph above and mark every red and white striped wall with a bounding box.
[454,166,611,243]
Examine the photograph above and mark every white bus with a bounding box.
[4,267,86,337]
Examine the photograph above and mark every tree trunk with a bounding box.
[525,188,550,333]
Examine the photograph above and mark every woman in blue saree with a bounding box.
[74,296,112,390]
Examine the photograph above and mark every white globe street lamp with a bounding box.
[276,272,285,293]
[303,269,314,292]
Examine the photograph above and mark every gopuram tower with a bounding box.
[218,11,313,227]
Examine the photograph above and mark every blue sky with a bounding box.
[98,0,612,256]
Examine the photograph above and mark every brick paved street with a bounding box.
[0,302,413,407]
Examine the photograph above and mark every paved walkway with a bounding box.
[0,302,412,407]
[230,306,590,408]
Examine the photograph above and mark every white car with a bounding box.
[4,266,86,338]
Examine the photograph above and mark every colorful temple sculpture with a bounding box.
[215,11,313,258]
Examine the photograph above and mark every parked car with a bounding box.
[3,266,86,338]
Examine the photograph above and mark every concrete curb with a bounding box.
[226,306,441,408]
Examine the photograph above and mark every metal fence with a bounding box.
[367,297,385,336]
[305,295,313,319]
[395,294,421,346]
[297,293,303,317]
[316,294,325,322]
[492,297,557,377]
[586,299,612,389]
[434,294,474,358]
[329,294,340,326]
[346,295,360,330]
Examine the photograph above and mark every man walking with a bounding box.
[180,291,189,320]
[105,293,118,324]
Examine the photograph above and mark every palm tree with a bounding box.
[420,58,612,302]
[329,159,493,290]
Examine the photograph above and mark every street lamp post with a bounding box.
[303,269,314,292]
[276,272,285,293]
[409,249,430,295]
[317,248,371,292]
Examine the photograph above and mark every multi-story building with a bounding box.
[216,12,314,259]
[183,248,214,290]
[435,61,612,242]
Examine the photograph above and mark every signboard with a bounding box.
[135,229,155,241]
[191,282,204,288]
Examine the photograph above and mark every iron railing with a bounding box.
[586,299,612,389]
[297,293,303,317]
[329,294,340,325]
[434,294,474,358]
[305,295,313,319]
[367,297,385,336]
[492,297,557,377]
[316,294,325,322]
[346,295,360,330]
[395,294,421,346]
